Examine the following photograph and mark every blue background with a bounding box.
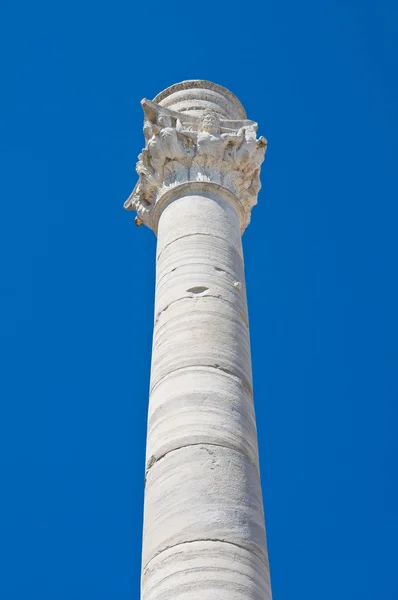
[1,0,397,598]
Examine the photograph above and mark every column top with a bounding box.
[125,80,267,233]
[152,80,247,120]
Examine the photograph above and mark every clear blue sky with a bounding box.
[0,0,397,598]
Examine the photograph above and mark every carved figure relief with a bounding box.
[124,99,267,230]
[177,112,239,159]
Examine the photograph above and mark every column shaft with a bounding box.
[141,189,271,600]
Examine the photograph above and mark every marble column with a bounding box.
[125,80,271,600]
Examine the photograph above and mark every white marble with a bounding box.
[125,81,271,600]
[124,81,267,232]
[142,541,271,600]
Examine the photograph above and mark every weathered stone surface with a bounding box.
[153,80,247,120]
[142,541,271,600]
[150,191,252,401]
[124,80,267,232]
[142,445,267,566]
[125,81,271,600]
[146,366,259,473]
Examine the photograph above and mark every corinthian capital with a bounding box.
[124,81,267,232]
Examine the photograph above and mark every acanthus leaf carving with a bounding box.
[124,99,267,232]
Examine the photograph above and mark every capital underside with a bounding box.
[124,81,267,233]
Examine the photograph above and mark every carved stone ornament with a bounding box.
[124,87,267,232]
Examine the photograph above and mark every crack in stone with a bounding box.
[142,538,270,576]
[157,232,241,262]
[155,262,241,289]
[145,442,259,482]
[211,364,252,395]
[150,362,253,398]
[154,294,249,329]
